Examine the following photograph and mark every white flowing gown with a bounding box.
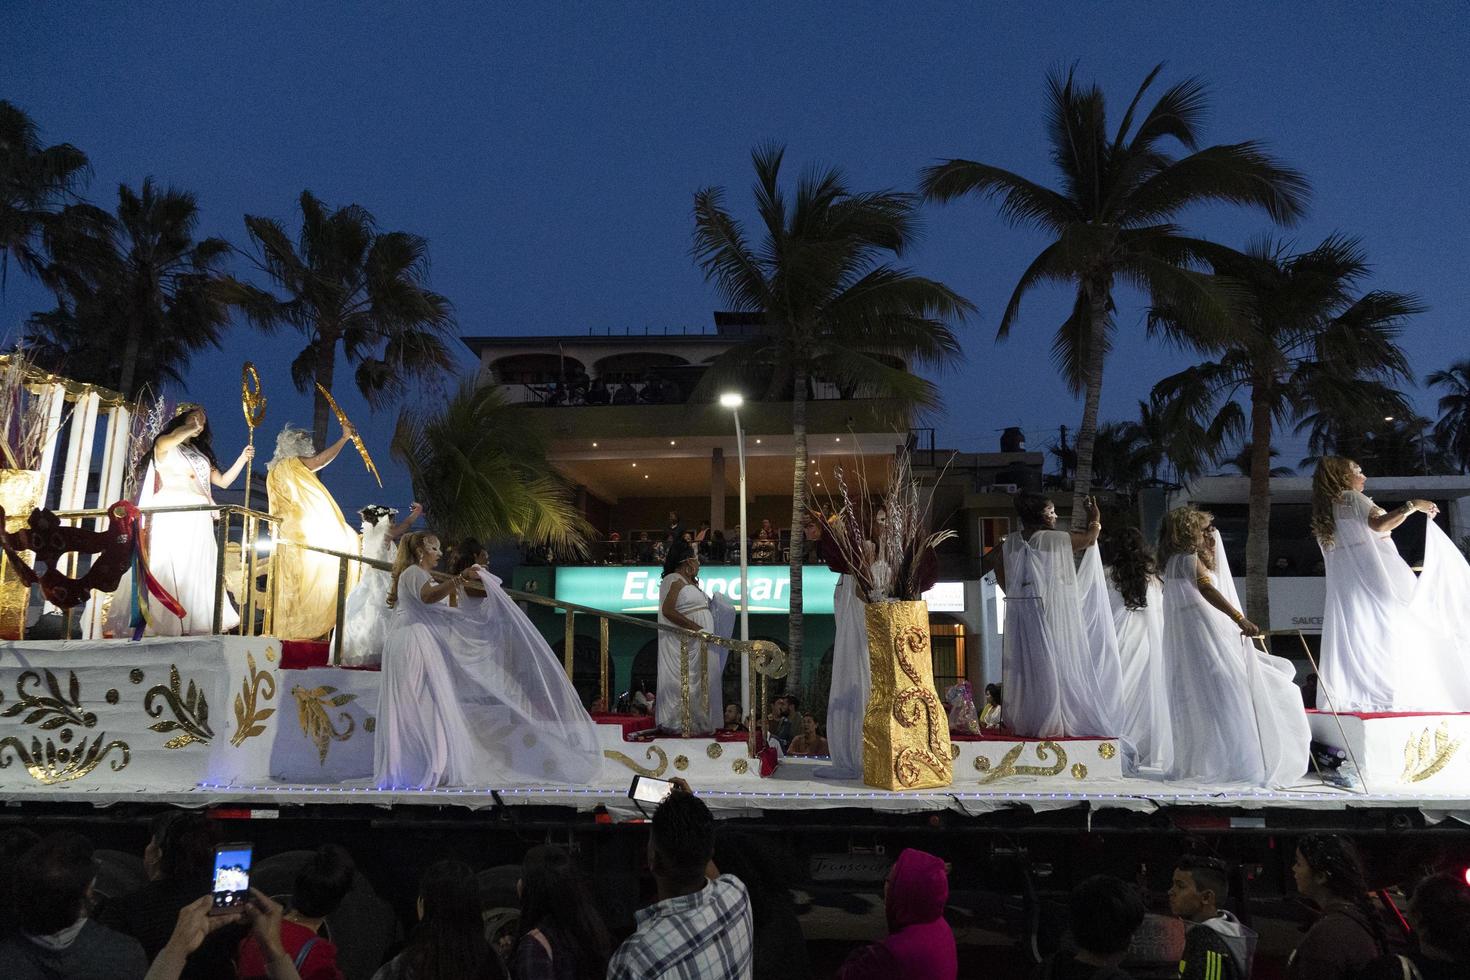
[1001,532,1124,738]
[1318,491,1470,712]
[334,520,395,667]
[1163,532,1310,787]
[108,446,239,636]
[656,573,720,733]
[823,573,871,778]
[374,566,602,790]
[1106,573,1173,773]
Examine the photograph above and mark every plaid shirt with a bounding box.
[606,874,753,980]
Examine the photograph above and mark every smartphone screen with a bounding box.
[210,843,253,913]
[628,775,674,805]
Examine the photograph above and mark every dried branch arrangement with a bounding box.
[807,445,956,602]
[0,351,68,471]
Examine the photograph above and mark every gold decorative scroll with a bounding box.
[974,740,1069,784]
[603,744,669,777]
[0,733,130,784]
[291,684,357,764]
[862,601,952,790]
[241,362,266,429]
[230,650,277,747]
[313,383,381,487]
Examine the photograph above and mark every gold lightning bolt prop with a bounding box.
[314,383,382,487]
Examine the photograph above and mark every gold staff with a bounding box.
[241,362,266,513]
[240,363,267,633]
[314,383,382,487]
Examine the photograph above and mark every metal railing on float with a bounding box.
[303,544,788,737]
[51,503,281,639]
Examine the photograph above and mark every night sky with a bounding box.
[5,4,1468,518]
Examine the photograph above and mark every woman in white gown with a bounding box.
[113,406,253,636]
[335,502,421,666]
[1160,507,1310,787]
[373,531,602,790]
[995,493,1124,739]
[1311,457,1470,712]
[656,538,722,734]
[1102,528,1173,773]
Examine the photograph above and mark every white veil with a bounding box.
[1001,531,1121,738]
[1073,544,1129,755]
[1106,571,1172,773]
[1400,518,1470,710]
[414,569,604,784]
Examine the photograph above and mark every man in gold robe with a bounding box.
[266,421,361,639]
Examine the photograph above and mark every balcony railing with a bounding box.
[494,379,899,407]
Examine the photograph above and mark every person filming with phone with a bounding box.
[607,779,753,979]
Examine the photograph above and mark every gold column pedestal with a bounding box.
[0,469,44,640]
[862,599,953,791]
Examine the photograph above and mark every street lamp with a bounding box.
[719,392,751,716]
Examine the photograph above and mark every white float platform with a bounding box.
[4,638,1469,822]
[1308,709,1470,796]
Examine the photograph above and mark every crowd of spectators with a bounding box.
[2,805,1467,980]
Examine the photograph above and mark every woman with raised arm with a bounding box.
[374,531,600,790]
[995,493,1123,739]
[113,405,253,636]
[1160,507,1310,786]
[1312,457,1470,712]
[266,421,363,640]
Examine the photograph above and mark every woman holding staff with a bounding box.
[116,405,253,636]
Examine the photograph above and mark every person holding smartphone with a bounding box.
[148,890,303,980]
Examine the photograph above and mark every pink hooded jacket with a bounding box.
[836,848,957,980]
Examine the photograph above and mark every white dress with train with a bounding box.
[656,573,721,733]
[1001,532,1123,739]
[1106,573,1173,773]
[1163,532,1310,786]
[373,565,601,790]
[1318,490,1470,712]
[334,520,395,667]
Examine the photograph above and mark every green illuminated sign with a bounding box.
[555,566,840,614]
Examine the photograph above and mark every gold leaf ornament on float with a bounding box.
[291,684,357,765]
[231,650,277,747]
[0,669,129,784]
[1402,722,1462,783]
[145,665,214,749]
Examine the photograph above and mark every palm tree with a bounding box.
[0,101,90,289]
[230,191,456,449]
[391,380,592,552]
[1220,442,1293,477]
[26,178,234,398]
[1150,235,1419,626]
[921,64,1309,526]
[1427,360,1470,474]
[692,144,972,692]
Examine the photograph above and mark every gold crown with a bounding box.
[173,402,201,419]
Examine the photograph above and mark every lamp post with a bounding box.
[720,391,751,717]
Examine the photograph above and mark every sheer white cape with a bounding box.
[1001,532,1123,738]
[1163,532,1310,786]
[1318,491,1470,711]
[822,573,871,778]
[1106,573,1173,773]
[373,566,602,789]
